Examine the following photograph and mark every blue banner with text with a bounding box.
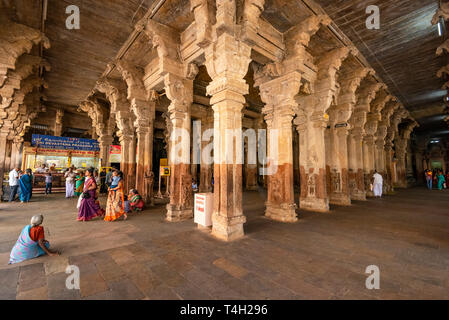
[31,134,100,151]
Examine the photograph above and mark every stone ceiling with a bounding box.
[314,0,449,139]
[4,0,449,140]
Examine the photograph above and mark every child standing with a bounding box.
[45,172,52,195]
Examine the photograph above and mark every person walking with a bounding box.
[437,170,445,190]
[8,167,20,202]
[64,168,76,198]
[74,170,85,197]
[19,169,33,203]
[373,170,383,198]
[45,172,52,195]
[104,170,127,221]
[99,168,107,194]
[105,169,113,189]
[77,168,105,221]
[425,169,433,190]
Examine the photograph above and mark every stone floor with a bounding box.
[0,187,448,300]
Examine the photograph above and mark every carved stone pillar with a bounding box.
[199,111,213,193]
[244,141,258,191]
[118,133,133,192]
[415,148,425,184]
[131,96,156,205]
[54,108,64,136]
[406,140,415,186]
[348,129,366,200]
[0,130,10,199]
[395,137,407,188]
[363,135,376,197]
[375,139,386,192]
[165,74,194,222]
[135,124,149,196]
[98,135,113,167]
[296,111,329,212]
[329,125,351,205]
[258,72,301,222]
[10,136,24,170]
[384,143,394,194]
[204,33,251,240]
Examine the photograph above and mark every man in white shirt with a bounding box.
[8,167,20,202]
[373,170,383,198]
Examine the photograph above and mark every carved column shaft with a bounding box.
[363,135,376,197]
[0,130,10,199]
[99,135,113,167]
[259,72,301,222]
[199,113,213,193]
[204,33,251,241]
[297,111,329,212]
[165,75,194,222]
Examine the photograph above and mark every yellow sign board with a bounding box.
[160,166,170,176]
[160,158,168,166]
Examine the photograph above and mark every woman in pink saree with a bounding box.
[77,167,105,221]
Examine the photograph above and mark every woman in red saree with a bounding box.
[104,170,127,221]
[77,168,105,221]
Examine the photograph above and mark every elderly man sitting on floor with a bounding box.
[9,215,60,264]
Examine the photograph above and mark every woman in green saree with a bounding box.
[75,170,85,196]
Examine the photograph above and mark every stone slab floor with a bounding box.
[0,187,448,300]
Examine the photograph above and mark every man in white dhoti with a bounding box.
[64,168,76,198]
[373,171,383,198]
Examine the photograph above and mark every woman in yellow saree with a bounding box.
[104,170,128,221]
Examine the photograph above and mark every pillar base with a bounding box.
[211,213,246,241]
[329,193,351,206]
[166,204,193,222]
[299,198,329,213]
[350,190,366,201]
[265,202,297,222]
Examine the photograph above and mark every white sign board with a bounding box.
[194,193,213,227]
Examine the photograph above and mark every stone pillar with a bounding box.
[406,140,415,186]
[375,139,387,193]
[263,106,296,221]
[10,137,23,170]
[363,135,375,197]
[348,129,366,200]
[330,125,351,205]
[135,125,149,197]
[204,33,251,240]
[98,135,113,167]
[164,74,194,222]
[54,109,64,136]
[199,112,213,193]
[258,72,301,222]
[415,149,425,184]
[394,137,407,188]
[127,135,137,191]
[118,133,133,192]
[4,140,12,173]
[292,128,300,187]
[143,119,155,205]
[296,111,329,212]
[384,143,395,194]
[0,130,9,200]
[244,144,258,191]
